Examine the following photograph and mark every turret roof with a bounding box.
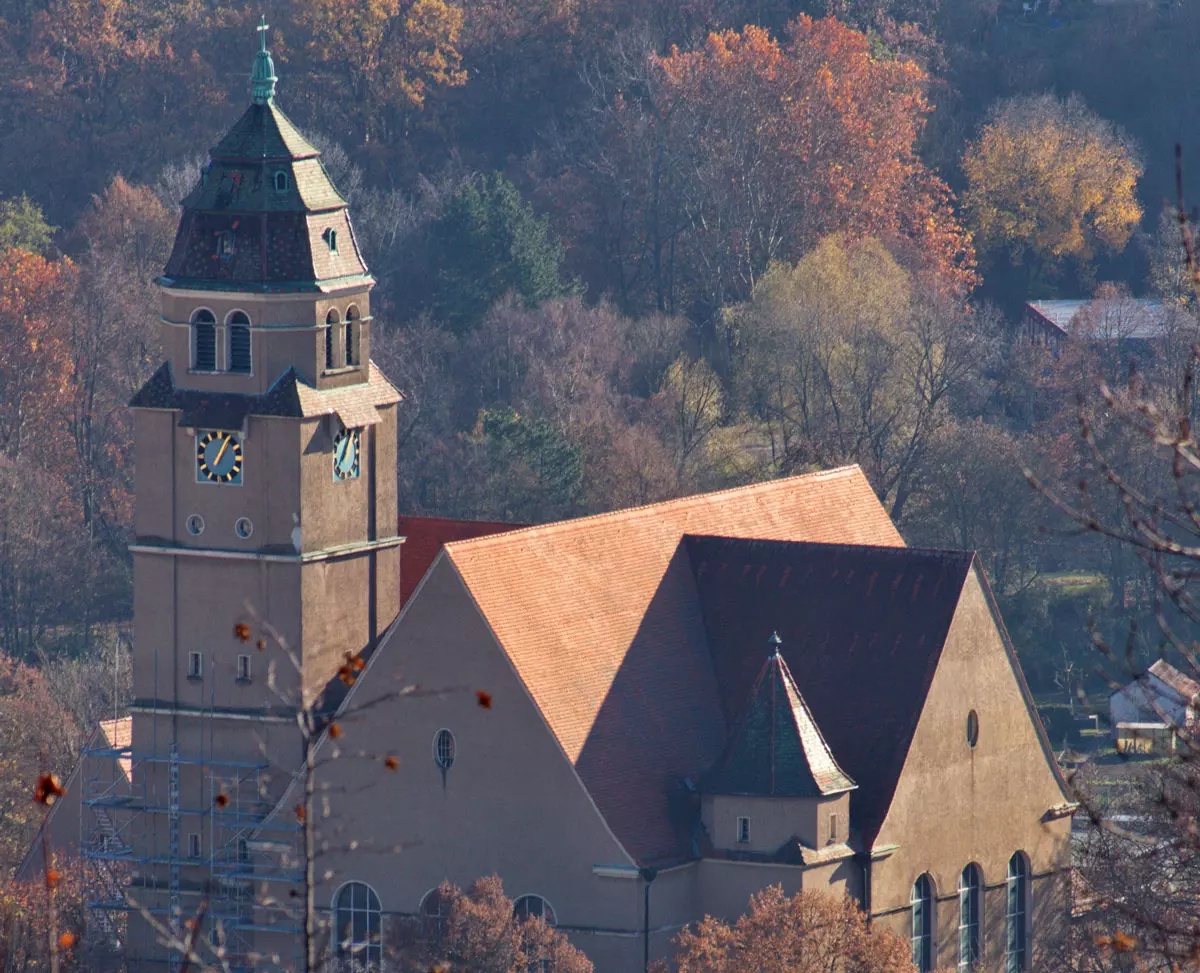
[701,635,856,798]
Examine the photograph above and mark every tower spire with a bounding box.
[251,15,277,105]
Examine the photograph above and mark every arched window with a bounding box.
[333,881,382,970]
[420,886,449,928]
[325,309,340,371]
[911,874,935,972]
[958,864,982,971]
[513,894,556,927]
[227,311,251,374]
[1006,853,1029,972]
[191,310,217,372]
[433,729,455,770]
[274,170,289,193]
[324,227,339,253]
[345,306,360,366]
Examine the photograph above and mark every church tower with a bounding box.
[119,22,403,968]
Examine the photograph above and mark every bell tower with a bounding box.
[118,22,403,967]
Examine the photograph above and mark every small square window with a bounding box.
[216,230,235,257]
[188,652,203,680]
[236,655,251,682]
[736,816,750,844]
[188,833,201,859]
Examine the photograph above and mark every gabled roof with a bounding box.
[1148,659,1200,701]
[687,536,974,850]
[702,638,855,798]
[443,467,905,866]
[1026,298,1176,341]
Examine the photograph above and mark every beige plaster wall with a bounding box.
[315,557,656,967]
[702,792,849,853]
[869,565,1072,970]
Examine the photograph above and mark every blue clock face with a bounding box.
[333,428,360,480]
[197,430,243,484]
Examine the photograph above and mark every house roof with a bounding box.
[1026,298,1176,341]
[701,637,855,798]
[396,516,525,607]
[443,467,909,866]
[1148,659,1200,701]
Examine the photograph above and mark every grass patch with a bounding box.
[1041,572,1107,597]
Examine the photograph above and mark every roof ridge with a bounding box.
[773,652,856,794]
[444,466,869,554]
[686,534,975,561]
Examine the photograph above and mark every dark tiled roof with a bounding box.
[686,535,974,849]
[702,644,855,798]
[209,102,319,161]
[129,362,401,429]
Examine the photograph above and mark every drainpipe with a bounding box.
[640,868,658,973]
[857,851,872,920]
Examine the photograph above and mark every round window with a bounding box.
[967,710,980,748]
[186,514,205,536]
[433,728,455,770]
[235,517,254,539]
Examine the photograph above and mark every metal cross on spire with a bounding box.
[250,14,278,105]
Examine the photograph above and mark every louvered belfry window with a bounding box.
[229,311,251,374]
[192,310,217,371]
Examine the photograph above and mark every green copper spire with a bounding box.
[250,16,277,105]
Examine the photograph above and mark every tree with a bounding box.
[664,885,913,973]
[425,174,568,333]
[727,234,983,519]
[0,195,55,256]
[962,94,1143,282]
[393,875,593,973]
[561,18,975,319]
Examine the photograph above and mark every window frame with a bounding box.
[187,651,203,681]
[911,874,935,973]
[1006,853,1029,972]
[513,894,557,927]
[190,309,218,373]
[736,816,750,844]
[236,654,251,683]
[828,810,839,844]
[331,880,382,970]
[188,832,202,859]
[216,230,235,257]
[958,864,983,972]
[273,170,289,194]
[226,310,252,375]
[324,227,339,254]
[433,728,455,771]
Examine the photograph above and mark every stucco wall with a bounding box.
[870,565,1071,970]
[702,792,849,853]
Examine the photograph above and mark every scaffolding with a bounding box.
[81,651,305,971]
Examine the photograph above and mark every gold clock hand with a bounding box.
[214,435,232,467]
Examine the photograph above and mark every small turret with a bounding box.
[250,16,278,105]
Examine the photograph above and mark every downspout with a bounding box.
[858,851,872,920]
[641,868,658,973]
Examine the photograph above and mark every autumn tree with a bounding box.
[561,18,975,320]
[727,234,984,519]
[962,94,1143,286]
[393,876,593,973]
[664,886,913,973]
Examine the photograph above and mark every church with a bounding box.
[58,25,1073,973]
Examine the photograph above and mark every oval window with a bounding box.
[967,710,979,748]
[433,728,455,770]
[186,514,205,536]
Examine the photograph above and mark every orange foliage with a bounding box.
[644,19,974,304]
[0,248,75,461]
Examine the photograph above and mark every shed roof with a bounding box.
[1148,659,1200,701]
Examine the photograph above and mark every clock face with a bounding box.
[197,430,243,484]
[333,427,360,480]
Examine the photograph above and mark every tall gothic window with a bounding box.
[1006,853,1028,972]
[333,881,381,970]
[345,306,360,366]
[912,874,934,972]
[958,864,982,971]
[228,311,251,374]
[192,310,217,372]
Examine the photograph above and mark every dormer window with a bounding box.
[736,816,750,844]
[216,230,235,257]
[323,227,338,253]
[273,170,289,193]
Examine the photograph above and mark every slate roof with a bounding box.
[688,536,974,851]
[702,640,855,798]
[130,361,401,428]
[442,467,907,866]
[1148,659,1200,701]
[162,97,369,290]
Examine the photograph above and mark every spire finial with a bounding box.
[250,15,278,105]
[767,632,782,658]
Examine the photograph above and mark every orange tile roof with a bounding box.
[445,466,903,865]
